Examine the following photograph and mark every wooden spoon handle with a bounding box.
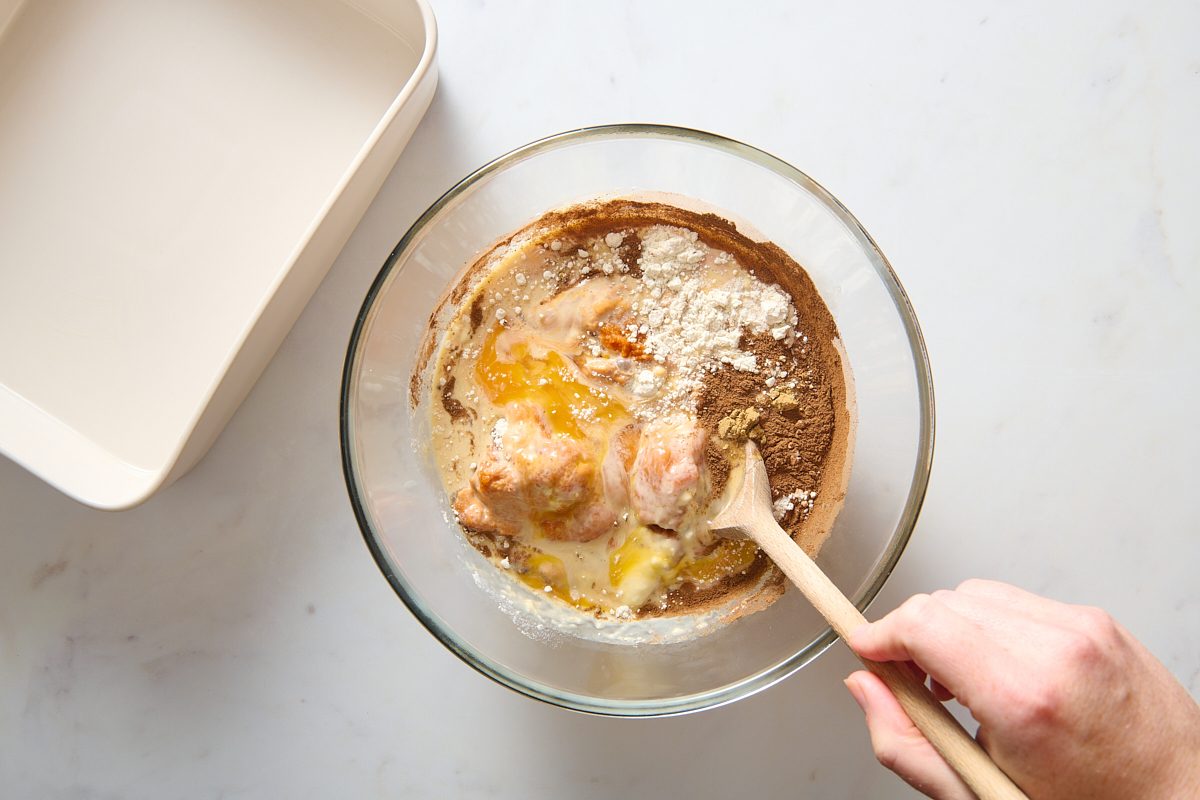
[747,517,1028,800]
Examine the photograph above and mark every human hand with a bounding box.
[843,579,1200,799]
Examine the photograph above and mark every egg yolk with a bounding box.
[516,551,595,611]
[475,328,626,438]
[609,526,677,589]
[678,539,760,584]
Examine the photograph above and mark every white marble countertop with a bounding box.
[2,1,1197,797]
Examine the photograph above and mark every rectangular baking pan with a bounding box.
[0,0,437,508]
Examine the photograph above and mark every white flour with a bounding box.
[629,226,799,413]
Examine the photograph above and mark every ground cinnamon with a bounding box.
[698,330,836,538]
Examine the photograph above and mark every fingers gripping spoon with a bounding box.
[709,442,1028,800]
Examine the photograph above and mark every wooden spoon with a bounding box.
[709,441,1028,800]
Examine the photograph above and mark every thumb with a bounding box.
[845,671,977,800]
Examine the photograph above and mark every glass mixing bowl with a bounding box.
[340,125,933,716]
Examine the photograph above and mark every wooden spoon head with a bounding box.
[708,441,777,540]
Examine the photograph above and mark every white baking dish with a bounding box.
[0,0,437,509]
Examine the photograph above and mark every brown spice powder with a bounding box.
[704,437,730,499]
[469,295,484,333]
[616,231,643,276]
[440,375,469,422]
[697,330,836,540]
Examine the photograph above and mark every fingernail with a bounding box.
[844,677,867,712]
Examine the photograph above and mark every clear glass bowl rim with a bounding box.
[339,123,936,717]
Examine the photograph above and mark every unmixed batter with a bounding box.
[419,198,853,622]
